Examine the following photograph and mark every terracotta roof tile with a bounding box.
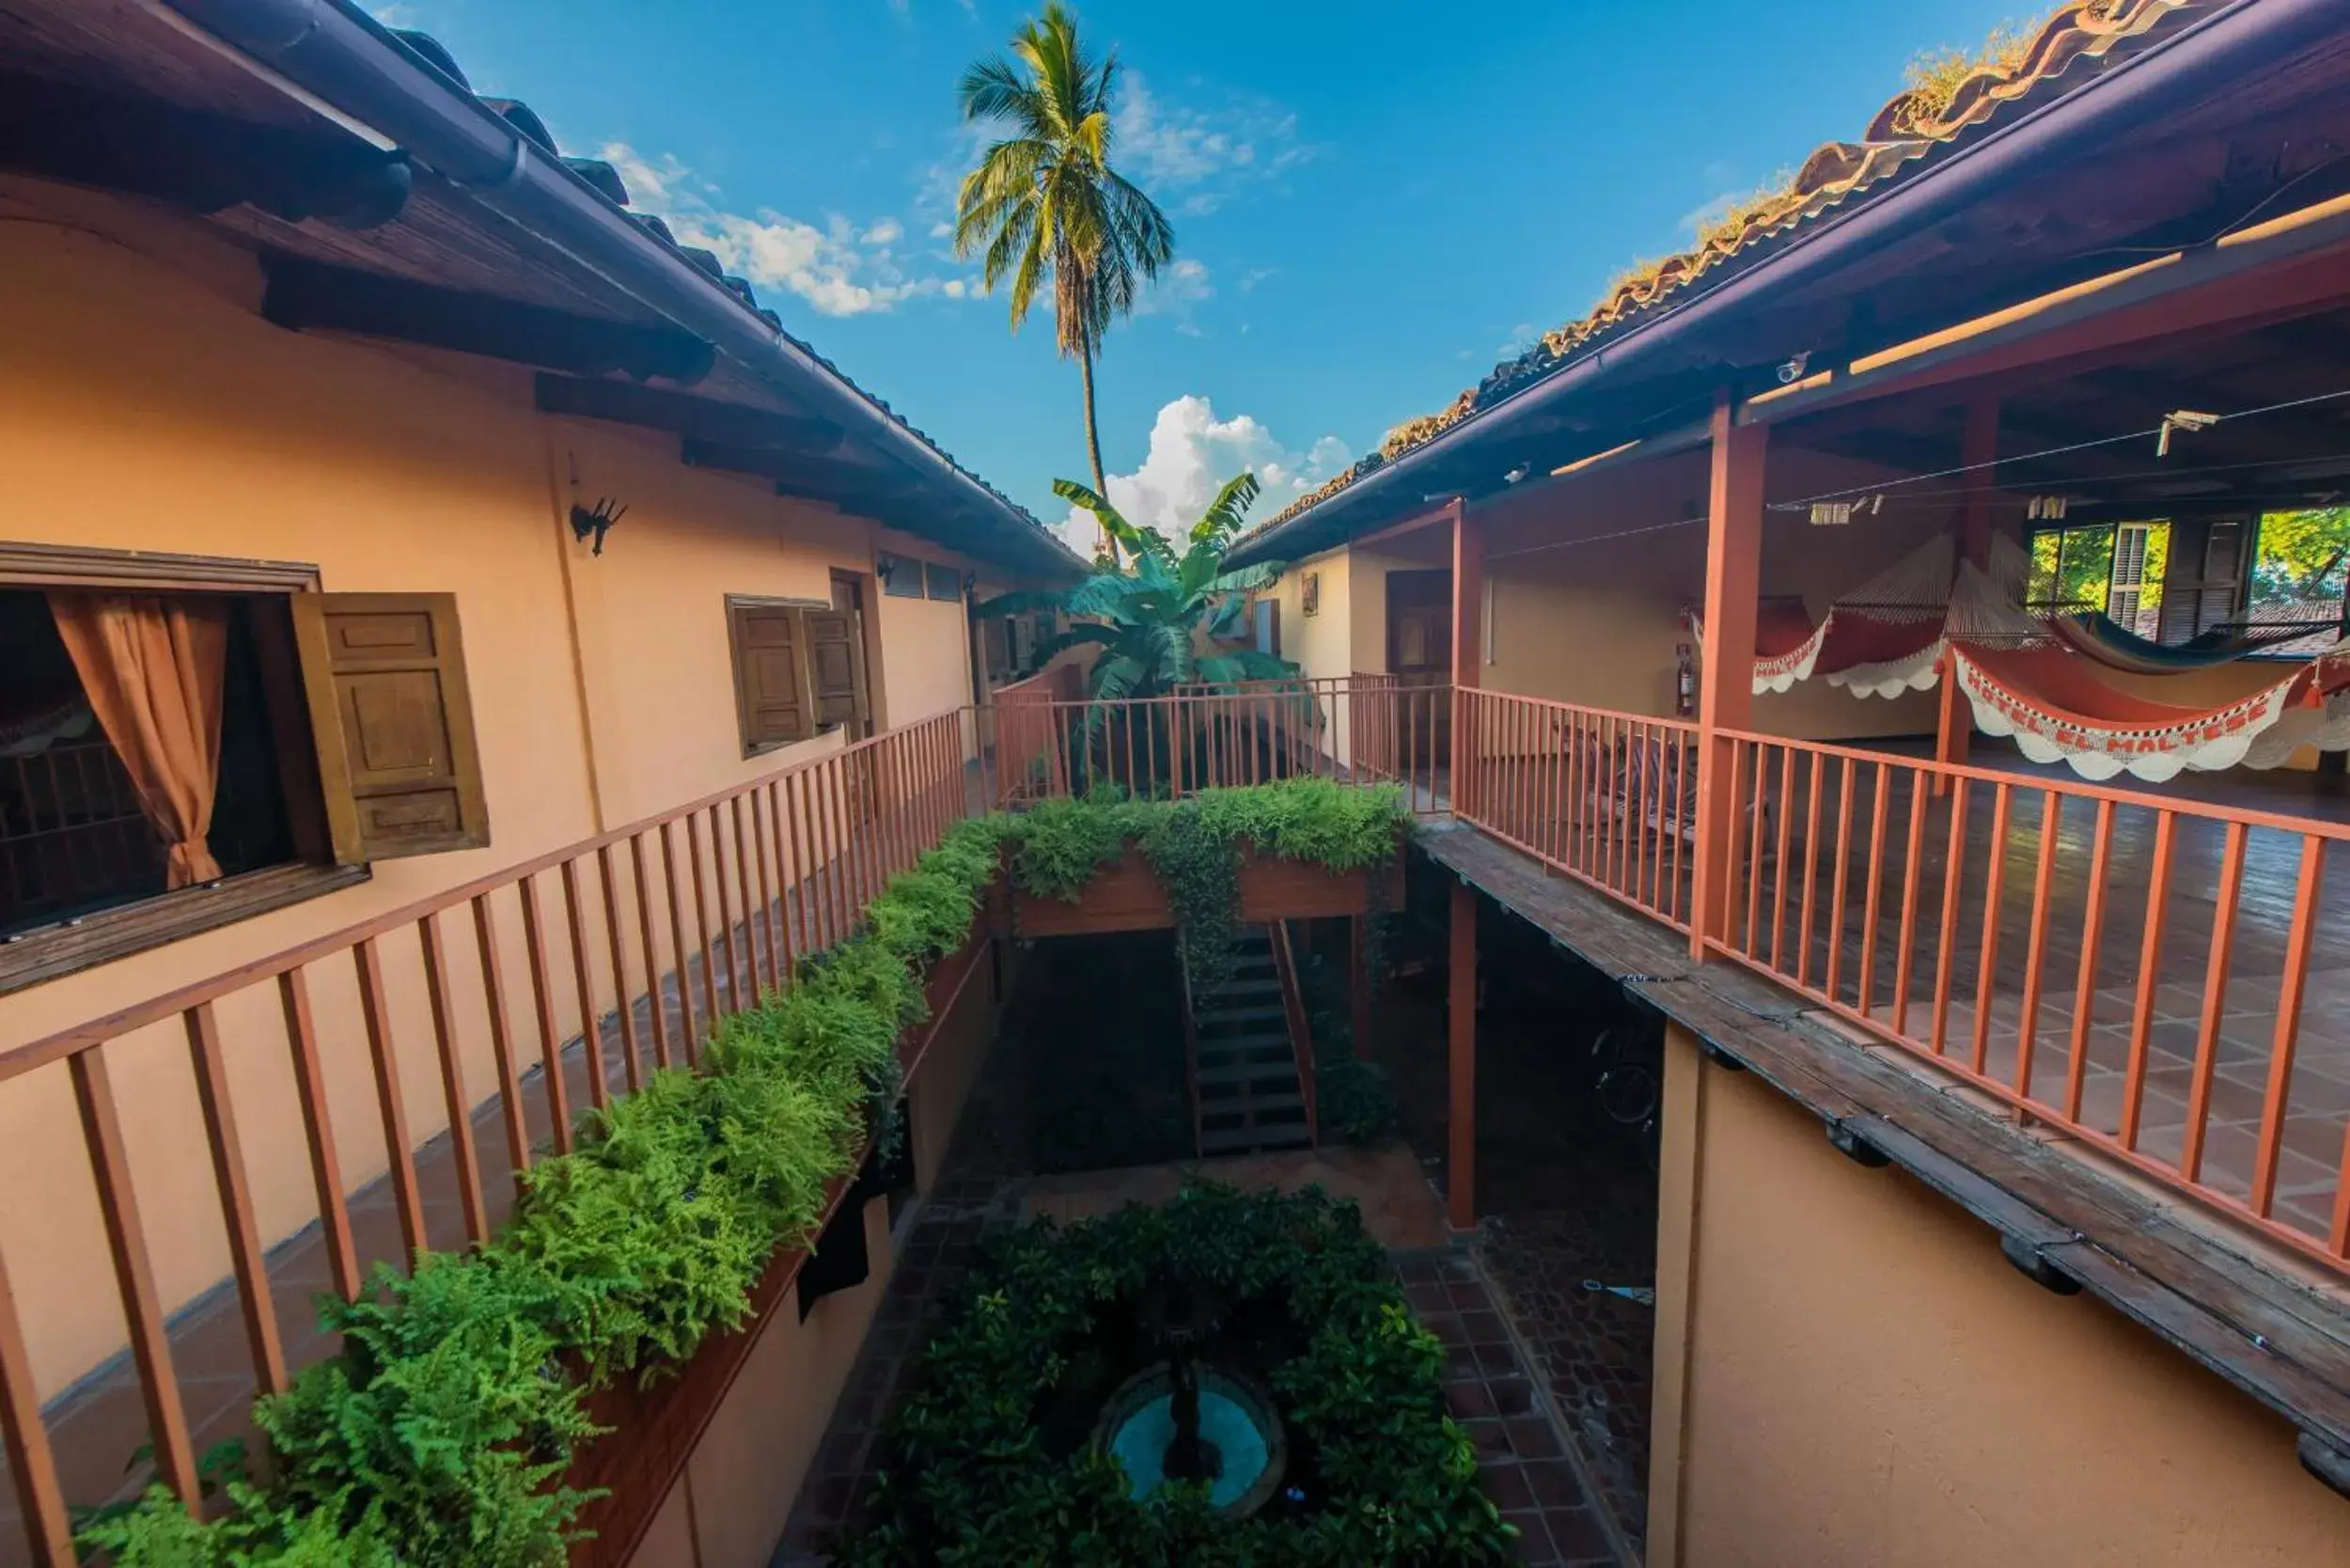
[1257,0,2199,535]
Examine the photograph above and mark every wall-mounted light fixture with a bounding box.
[570,496,628,556]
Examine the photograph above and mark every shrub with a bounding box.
[838,1183,1513,1567]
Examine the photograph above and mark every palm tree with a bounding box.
[953,2,1174,545]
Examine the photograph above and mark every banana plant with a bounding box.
[981,471,1296,705]
[979,471,1305,791]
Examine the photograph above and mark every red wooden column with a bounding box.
[1689,394,1767,959]
[1449,497,1481,817]
[1350,916,1375,1060]
[1448,877,1478,1231]
[1935,394,2000,783]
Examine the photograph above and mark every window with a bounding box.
[2248,508,2350,645]
[2106,522,2167,635]
[979,609,1057,687]
[0,546,491,992]
[878,552,968,604]
[2024,524,2121,617]
[726,595,867,755]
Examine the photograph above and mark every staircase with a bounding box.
[1185,924,1316,1156]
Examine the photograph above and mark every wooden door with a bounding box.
[1389,600,1452,762]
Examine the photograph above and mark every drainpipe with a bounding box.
[151,0,1074,573]
[1236,0,2333,560]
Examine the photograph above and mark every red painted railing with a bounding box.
[1701,729,2350,1270]
[1451,688,1699,932]
[0,708,982,1563]
[993,678,1446,812]
[1442,685,2350,1275]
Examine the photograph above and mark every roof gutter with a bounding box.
[152,0,1079,575]
[1230,0,2325,568]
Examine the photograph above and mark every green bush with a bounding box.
[838,1183,1514,1567]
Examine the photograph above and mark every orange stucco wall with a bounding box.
[1650,1025,2350,1568]
[0,186,1030,1397]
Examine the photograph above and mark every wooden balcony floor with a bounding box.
[1472,742,2350,1252]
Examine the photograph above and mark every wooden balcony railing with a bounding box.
[1444,679,2350,1277]
[993,677,1446,812]
[0,707,983,1564]
[1706,729,2350,1272]
[1452,688,1699,931]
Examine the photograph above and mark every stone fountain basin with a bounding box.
[1091,1361,1288,1517]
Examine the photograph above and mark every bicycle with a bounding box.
[1589,1024,1662,1174]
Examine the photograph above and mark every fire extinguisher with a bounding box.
[1675,643,1696,717]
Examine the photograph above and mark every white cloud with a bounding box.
[602,143,964,319]
[1058,396,1350,556]
[1497,322,1538,357]
[1113,75,1318,214]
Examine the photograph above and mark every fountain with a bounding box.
[1090,1277,1287,1516]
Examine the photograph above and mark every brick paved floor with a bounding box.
[1379,905,1660,1561]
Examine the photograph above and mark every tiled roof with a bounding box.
[1257,0,2198,535]
[382,26,1070,564]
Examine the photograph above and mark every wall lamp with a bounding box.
[570,496,628,556]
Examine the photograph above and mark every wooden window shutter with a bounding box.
[728,599,812,755]
[2198,518,2249,634]
[290,592,490,864]
[805,607,867,729]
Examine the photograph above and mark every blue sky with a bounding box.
[375,0,2027,544]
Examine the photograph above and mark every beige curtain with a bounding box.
[49,592,231,889]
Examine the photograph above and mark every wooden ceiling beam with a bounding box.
[264,257,715,382]
[0,73,410,228]
[538,375,846,449]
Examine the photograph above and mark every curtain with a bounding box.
[48,592,231,888]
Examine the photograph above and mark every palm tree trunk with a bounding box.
[1078,332,1111,560]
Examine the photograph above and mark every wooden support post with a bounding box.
[1350,915,1374,1060]
[1448,878,1478,1232]
[1449,497,1481,817]
[1936,395,2000,787]
[1690,394,1765,959]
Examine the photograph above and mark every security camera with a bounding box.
[1776,352,1812,385]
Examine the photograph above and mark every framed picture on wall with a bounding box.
[1301,571,1320,618]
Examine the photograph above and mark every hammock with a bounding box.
[1819,532,1966,698]
[1950,643,2350,781]
[2046,610,2341,675]
[1686,533,1958,697]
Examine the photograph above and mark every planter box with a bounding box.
[561,927,991,1566]
[1010,845,1403,938]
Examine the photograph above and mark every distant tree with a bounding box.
[2253,508,2350,604]
[953,2,1174,555]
